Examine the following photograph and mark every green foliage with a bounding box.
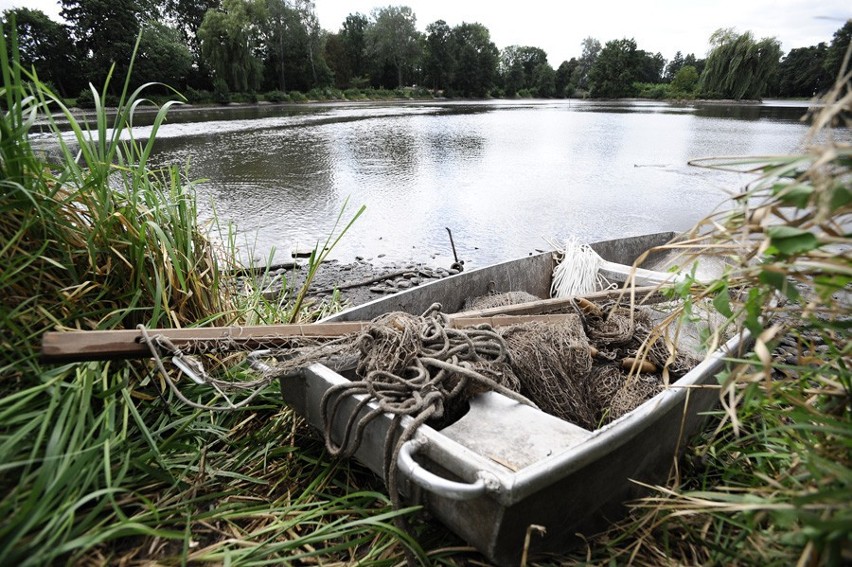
[665,50,685,81]
[634,82,670,99]
[366,5,422,88]
[501,44,548,93]
[670,64,699,96]
[306,86,344,101]
[571,36,601,91]
[183,86,212,104]
[554,58,578,97]
[230,90,258,103]
[423,19,454,91]
[588,37,641,98]
[1,7,81,97]
[198,0,263,92]
[343,87,365,100]
[134,21,193,90]
[776,44,831,97]
[635,50,665,83]
[823,20,852,83]
[700,28,782,100]
[212,76,230,104]
[448,22,499,98]
[532,62,556,97]
[263,89,288,102]
[75,86,118,108]
[60,0,143,92]
[325,12,369,89]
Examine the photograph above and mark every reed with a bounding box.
[562,50,850,566]
[0,26,423,566]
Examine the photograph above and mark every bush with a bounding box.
[344,88,365,100]
[263,90,288,103]
[288,90,307,102]
[635,82,671,99]
[184,87,213,104]
[230,91,258,104]
[75,88,120,108]
[212,78,230,104]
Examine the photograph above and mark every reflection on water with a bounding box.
[149,99,831,268]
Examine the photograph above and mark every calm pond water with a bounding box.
[145,99,823,268]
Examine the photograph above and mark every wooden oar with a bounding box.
[448,285,663,319]
[40,314,579,363]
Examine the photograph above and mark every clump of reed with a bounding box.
[0,29,426,566]
[563,51,850,565]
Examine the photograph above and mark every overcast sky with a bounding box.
[3,0,849,65]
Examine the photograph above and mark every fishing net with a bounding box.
[501,318,598,429]
[585,305,641,345]
[608,374,664,421]
[463,291,541,311]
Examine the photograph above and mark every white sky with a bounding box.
[3,0,849,64]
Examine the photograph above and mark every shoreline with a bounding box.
[247,257,464,308]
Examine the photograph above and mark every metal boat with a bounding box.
[280,232,748,565]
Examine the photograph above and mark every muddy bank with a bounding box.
[244,258,463,309]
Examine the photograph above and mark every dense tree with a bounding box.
[258,0,294,91]
[294,0,330,88]
[324,13,370,89]
[341,13,369,82]
[700,28,781,100]
[365,5,421,88]
[198,0,264,92]
[665,51,684,82]
[670,65,699,95]
[502,59,524,96]
[161,0,218,88]
[636,50,665,83]
[1,7,81,96]
[135,21,193,90]
[823,20,852,83]
[532,62,555,97]
[571,37,600,91]
[449,22,498,97]
[8,3,840,102]
[162,0,218,57]
[588,37,640,98]
[554,58,578,97]
[776,44,830,97]
[259,0,331,91]
[683,53,705,77]
[61,0,146,91]
[500,45,548,92]
[423,20,454,90]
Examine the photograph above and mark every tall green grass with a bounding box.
[0,27,427,566]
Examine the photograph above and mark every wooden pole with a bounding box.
[40,314,580,363]
[448,285,663,319]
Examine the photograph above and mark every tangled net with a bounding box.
[463,290,540,311]
[501,318,597,429]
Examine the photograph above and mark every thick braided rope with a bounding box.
[319,304,533,562]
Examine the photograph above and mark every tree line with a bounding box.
[3,1,850,104]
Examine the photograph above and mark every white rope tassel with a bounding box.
[550,237,603,298]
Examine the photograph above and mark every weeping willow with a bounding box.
[700,28,782,100]
[198,0,264,92]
